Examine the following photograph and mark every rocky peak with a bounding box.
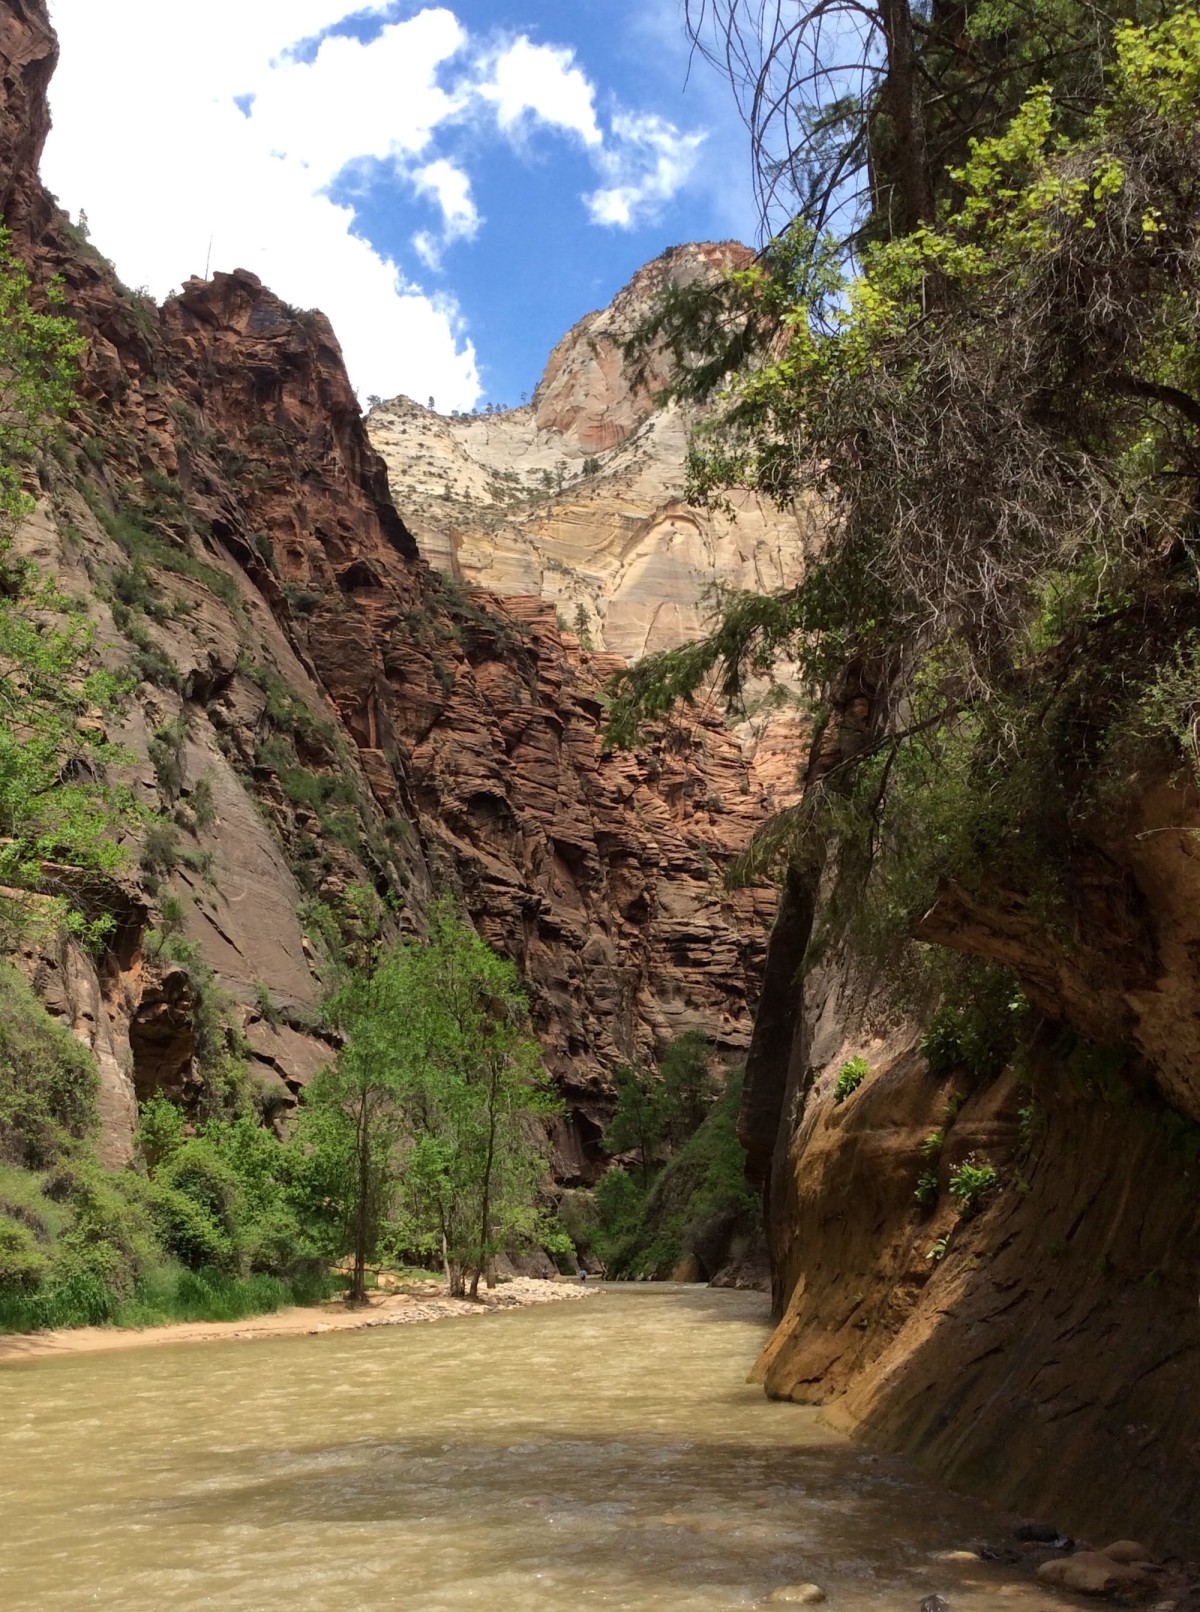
[367,243,816,674]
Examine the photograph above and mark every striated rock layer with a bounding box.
[366,245,817,669]
[0,0,779,1177]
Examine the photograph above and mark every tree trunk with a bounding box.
[476,1058,500,1293]
[486,1260,496,1290]
[468,1268,480,1300]
[878,0,934,234]
[448,1262,465,1298]
[351,1090,370,1306]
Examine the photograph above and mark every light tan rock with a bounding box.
[767,1585,827,1604]
[1104,1542,1152,1565]
[1038,1553,1151,1595]
[367,245,817,797]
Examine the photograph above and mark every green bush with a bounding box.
[596,1075,756,1278]
[0,962,99,1168]
[150,1140,242,1271]
[0,1213,49,1289]
[832,1056,869,1104]
[948,1158,999,1216]
[134,1092,185,1171]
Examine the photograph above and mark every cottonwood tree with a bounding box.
[385,903,556,1298]
[683,0,1164,248]
[299,901,556,1301]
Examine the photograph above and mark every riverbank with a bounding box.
[0,1275,599,1363]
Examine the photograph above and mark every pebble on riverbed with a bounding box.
[766,1584,827,1604]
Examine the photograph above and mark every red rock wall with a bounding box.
[0,0,777,1168]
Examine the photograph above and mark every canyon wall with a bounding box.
[0,0,782,1178]
[367,244,815,669]
[740,728,1200,1554]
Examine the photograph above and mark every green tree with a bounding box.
[683,0,1162,249]
[659,1031,713,1146]
[609,6,1200,969]
[573,603,594,651]
[384,903,556,1298]
[605,1063,667,1186]
[291,992,411,1305]
[294,901,556,1302]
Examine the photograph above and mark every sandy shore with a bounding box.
[0,1275,600,1364]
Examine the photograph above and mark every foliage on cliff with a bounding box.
[576,1072,756,1280]
[559,1037,755,1279]
[0,226,141,944]
[0,965,326,1333]
[610,4,1200,984]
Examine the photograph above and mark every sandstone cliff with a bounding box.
[367,245,815,667]
[0,0,779,1178]
[739,697,1200,1556]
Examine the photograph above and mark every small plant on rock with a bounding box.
[832,1056,869,1104]
[948,1157,999,1217]
[914,1170,939,1207]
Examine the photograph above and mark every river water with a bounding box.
[0,1286,1069,1612]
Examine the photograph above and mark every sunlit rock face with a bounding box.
[0,0,794,1172]
[367,243,817,667]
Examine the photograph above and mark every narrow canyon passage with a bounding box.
[1,1288,1078,1612]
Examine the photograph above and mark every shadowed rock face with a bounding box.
[736,691,1200,1553]
[0,0,783,1171]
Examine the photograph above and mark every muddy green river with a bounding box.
[0,1287,1067,1611]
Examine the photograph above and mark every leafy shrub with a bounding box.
[152,1140,242,1271]
[143,1177,236,1272]
[0,1213,49,1289]
[832,1056,869,1104]
[914,1170,939,1208]
[948,1158,999,1216]
[135,1092,185,1171]
[0,962,99,1168]
[596,1074,755,1278]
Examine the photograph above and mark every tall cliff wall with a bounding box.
[739,686,1200,1555]
[0,0,779,1179]
[367,245,815,668]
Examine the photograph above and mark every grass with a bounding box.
[0,1262,334,1335]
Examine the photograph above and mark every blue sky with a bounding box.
[41,0,758,410]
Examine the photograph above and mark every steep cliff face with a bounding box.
[0,0,779,1175]
[742,763,1200,1555]
[366,245,816,672]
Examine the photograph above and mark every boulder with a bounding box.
[1104,1542,1152,1565]
[1038,1553,1151,1596]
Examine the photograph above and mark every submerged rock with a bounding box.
[767,1586,827,1605]
[1014,1523,1061,1543]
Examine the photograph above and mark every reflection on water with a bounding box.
[0,1286,1065,1611]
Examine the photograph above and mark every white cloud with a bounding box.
[586,112,707,228]
[39,3,711,404]
[42,1,482,408]
[479,38,601,147]
[409,158,479,268]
